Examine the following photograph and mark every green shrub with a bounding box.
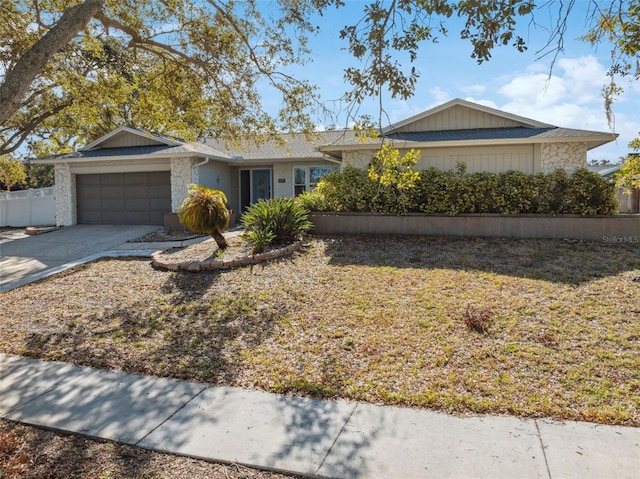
[316,166,376,212]
[494,170,538,214]
[615,154,640,193]
[565,168,618,215]
[412,168,465,215]
[241,197,313,253]
[371,186,415,215]
[538,169,571,214]
[242,228,276,254]
[463,172,500,213]
[312,164,618,216]
[295,190,330,212]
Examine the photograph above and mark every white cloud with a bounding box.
[463,97,498,109]
[498,72,568,111]
[461,84,487,95]
[388,101,429,124]
[491,56,615,129]
[387,87,452,124]
[429,86,451,104]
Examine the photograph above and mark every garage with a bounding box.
[76,172,171,225]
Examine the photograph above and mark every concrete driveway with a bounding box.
[0,225,160,292]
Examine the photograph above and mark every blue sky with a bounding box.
[269,1,639,163]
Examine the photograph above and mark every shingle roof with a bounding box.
[35,142,231,162]
[33,99,617,164]
[204,130,356,161]
[41,145,173,160]
[387,127,554,142]
[318,126,617,151]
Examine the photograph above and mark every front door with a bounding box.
[239,169,272,212]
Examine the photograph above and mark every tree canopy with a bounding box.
[616,154,640,192]
[0,0,334,157]
[0,155,27,191]
[1,1,638,158]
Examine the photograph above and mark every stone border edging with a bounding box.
[25,226,62,235]
[151,241,303,272]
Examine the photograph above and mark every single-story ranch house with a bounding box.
[34,98,618,226]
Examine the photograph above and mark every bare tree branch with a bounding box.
[94,11,214,72]
[0,99,72,156]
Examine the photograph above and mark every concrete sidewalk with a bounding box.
[1,353,638,478]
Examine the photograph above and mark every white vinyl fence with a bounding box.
[0,187,56,227]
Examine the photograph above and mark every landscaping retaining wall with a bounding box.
[309,213,640,243]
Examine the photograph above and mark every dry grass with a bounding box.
[0,419,301,479]
[1,235,639,427]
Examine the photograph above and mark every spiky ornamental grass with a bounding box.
[241,197,313,253]
[178,184,230,249]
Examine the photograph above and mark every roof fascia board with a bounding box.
[319,135,617,152]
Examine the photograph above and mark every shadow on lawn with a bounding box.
[9,278,287,475]
[320,234,640,285]
[0,353,212,477]
[0,418,178,479]
[22,268,277,384]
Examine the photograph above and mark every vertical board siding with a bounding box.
[346,146,536,175]
[412,145,535,174]
[98,133,166,149]
[396,105,524,133]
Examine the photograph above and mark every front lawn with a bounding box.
[2,235,638,426]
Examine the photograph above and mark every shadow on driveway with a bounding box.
[0,224,160,290]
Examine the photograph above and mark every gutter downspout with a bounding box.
[192,157,210,184]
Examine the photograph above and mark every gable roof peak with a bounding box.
[81,125,184,151]
[383,98,555,134]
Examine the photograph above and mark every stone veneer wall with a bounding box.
[53,163,75,226]
[540,142,586,173]
[170,158,196,212]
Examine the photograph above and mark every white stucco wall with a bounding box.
[54,163,75,226]
[272,163,292,198]
[170,158,196,212]
[197,162,232,198]
[540,142,587,173]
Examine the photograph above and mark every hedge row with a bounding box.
[300,166,618,216]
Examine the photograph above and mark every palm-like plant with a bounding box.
[177,184,231,249]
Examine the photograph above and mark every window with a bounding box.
[293,166,338,195]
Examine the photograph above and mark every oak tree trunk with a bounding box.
[0,0,104,126]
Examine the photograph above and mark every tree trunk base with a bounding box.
[211,230,228,249]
